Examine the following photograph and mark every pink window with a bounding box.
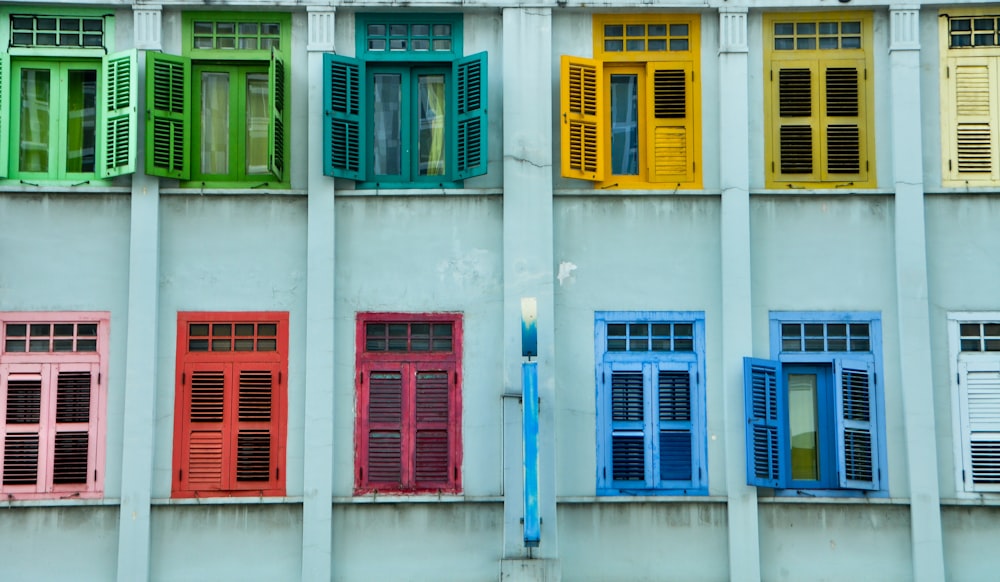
[355,313,463,495]
[0,312,110,500]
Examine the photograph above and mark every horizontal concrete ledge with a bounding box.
[555,188,723,197]
[335,188,503,197]
[0,186,132,195]
[335,495,503,504]
[160,188,308,197]
[0,498,121,509]
[557,495,728,504]
[500,558,561,582]
[151,496,304,506]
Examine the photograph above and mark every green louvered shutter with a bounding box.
[0,52,9,179]
[452,51,488,181]
[99,49,138,178]
[268,48,285,182]
[324,53,365,181]
[145,51,190,180]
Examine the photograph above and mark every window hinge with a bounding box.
[957,372,961,384]
[696,371,700,384]
[279,371,282,384]
[276,467,280,479]
[603,467,607,479]
[691,70,695,82]
[949,159,953,172]
[182,373,186,385]
[698,467,702,479]
[98,373,102,385]
[864,68,868,81]
[770,70,773,82]
[358,373,363,386]
[962,469,966,482]
[454,467,458,480]
[94,469,98,482]
[454,371,458,383]
[946,65,950,79]
[866,161,869,172]
[179,469,183,482]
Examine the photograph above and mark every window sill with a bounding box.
[336,187,502,197]
[0,497,120,508]
[751,188,894,196]
[559,495,726,504]
[0,184,130,194]
[160,187,306,197]
[151,496,303,506]
[941,495,1000,506]
[555,188,721,197]
[926,186,1000,195]
[758,493,899,504]
[336,494,502,504]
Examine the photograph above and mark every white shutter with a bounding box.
[959,357,1000,491]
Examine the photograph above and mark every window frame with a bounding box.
[0,311,109,500]
[745,311,887,497]
[354,312,463,495]
[595,311,707,496]
[762,11,875,189]
[171,311,289,499]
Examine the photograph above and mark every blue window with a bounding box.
[596,312,706,495]
[744,312,887,495]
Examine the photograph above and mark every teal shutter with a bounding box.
[145,51,190,180]
[268,48,285,181]
[324,53,365,181]
[835,358,879,490]
[608,364,647,485]
[744,357,785,488]
[452,51,488,181]
[0,52,9,179]
[99,49,138,178]
[656,363,694,483]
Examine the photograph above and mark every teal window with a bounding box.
[324,14,487,187]
[0,12,136,182]
[145,14,288,187]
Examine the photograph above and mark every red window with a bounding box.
[355,313,462,495]
[0,312,109,500]
[172,312,288,498]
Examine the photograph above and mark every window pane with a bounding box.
[417,74,447,176]
[6,324,27,337]
[190,324,209,337]
[201,72,231,174]
[235,324,255,336]
[77,339,97,352]
[20,69,51,173]
[609,74,639,176]
[213,324,231,336]
[257,339,277,351]
[54,324,74,336]
[373,74,403,176]
[245,73,270,174]
[65,69,98,173]
[234,339,253,351]
[5,340,26,352]
[789,374,819,481]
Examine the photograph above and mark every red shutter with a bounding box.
[177,362,230,492]
[234,362,280,490]
[413,368,451,487]
[363,366,404,487]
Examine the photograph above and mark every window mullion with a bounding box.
[39,363,56,493]
[646,361,657,488]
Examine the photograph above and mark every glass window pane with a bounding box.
[30,339,50,352]
[213,339,232,351]
[608,338,626,351]
[20,69,51,173]
[201,72,231,174]
[431,338,452,351]
[239,22,258,35]
[235,324,255,336]
[234,339,254,351]
[604,25,623,37]
[607,324,627,337]
[190,324,209,337]
[432,323,452,337]
[651,339,670,351]
[626,40,645,51]
[432,40,450,51]
[674,338,693,351]
[61,19,81,31]
[30,324,50,336]
[775,23,794,35]
[411,339,430,351]
[628,323,648,336]
[388,338,408,351]
[257,339,277,351]
[412,39,429,51]
[194,21,214,34]
[797,22,816,35]
[626,25,644,37]
[609,74,639,176]
[367,339,386,351]
[605,40,624,52]
[647,39,666,51]
[629,338,648,351]
[797,38,816,50]
[213,324,232,336]
[433,25,451,36]
[262,23,280,35]
[669,39,689,51]
[388,324,408,337]
[66,69,98,173]
[245,73,270,174]
[369,39,386,51]
[217,22,236,35]
[12,17,33,30]
[373,74,403,176]
[412,24,429,36]
[189,339,209,351]
[841,37,861,49]
[984,323,1000,336]
[648,25,666,37]
[775,38,795,50]
[37,18,56,31]
[6,324,26,337]
[83,19,103,32]
[819,37,839,50]
[76,339,97,352]
[217,37,236,50]
[789,373,819,481]
[239,38,258,50]
[5,340,26,352]
[985,339,1000,351]
[651,324,671,337]
[194,37,214,49]
[819,22,838,35]
[961,339,981,351]
[418,74,447,176]
[54,324,74,336]
[842,22,861,34]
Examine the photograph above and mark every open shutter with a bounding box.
[268,48,286,181]
[99,49,137,178]
[51,363,98,490]
[561,55,605,182]
[413,367,452,487]
[944,58,999,183]
[324,53,366,181]
[0,365,44,491]
[835,358,879,490]
[177,362,230,492]
[958,358,1000,491]
[646,62,695,184]
[772,61,820,183]
[820,60,866,183]
[364,366,404,487]
[452,51,488,181]
[744,357,785,488]
[607,363,647,486]
[655,362,694,484]
[145,51,190,180]
[0,52,9,179]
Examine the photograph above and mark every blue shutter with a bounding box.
[608,363,647,486]
[99,49,138,178]
[452,51,488,181]
[655,362,694,484]
[835,358,879,490]
[268,48,286,181]
[744,357,785,488]
[323,53,365,181]
[0,52,9,179]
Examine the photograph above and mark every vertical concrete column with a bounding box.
[889,6,946,581]
[116,6,161,581]
[302,8,337,582]
[718,8,762,582]
[500,8,560,581]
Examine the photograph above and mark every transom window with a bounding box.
[10,15,105,48]
[365,22,453,53]
[959,322,1000,352]
[606,322,694,352]
[780,322,870,353]
[364,322,454,353]
[192,20,281,51]
[948,16,1000,48]
[773,21,862,51]
[4,322,98,353]
[186,321,279,353]
[601,23,689,54]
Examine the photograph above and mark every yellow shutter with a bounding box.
[771,61,821,184]
[820,59,867,183]
[561,55,605,182]
[944,57,999,184]
[645,62,695,184]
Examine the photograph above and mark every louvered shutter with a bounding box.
[744,357,785,488]
[772,61,820,183]
[99,49,137,178]
[655,362,694,484]
[268,48,285,181]
[413,367,452,487]
[834,358,878,490]
[364,366,404,487]
[608,363,647,485]
[944,58,999,182]
[958,358,1000,491]
[324,53,366,181]
[452,52,488,181]
[145,51,190,180]
[234,363,279,489]
[178,362,229,492]
[820,61,866,182]
[51,363,98,490]
[561,55,605,182]
[645,62,695,184]
[0,52,9,179]
[1,365,44,490]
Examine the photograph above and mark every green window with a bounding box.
[146,14,288,186]
[324,14,487,187]
[0,12,136,182]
